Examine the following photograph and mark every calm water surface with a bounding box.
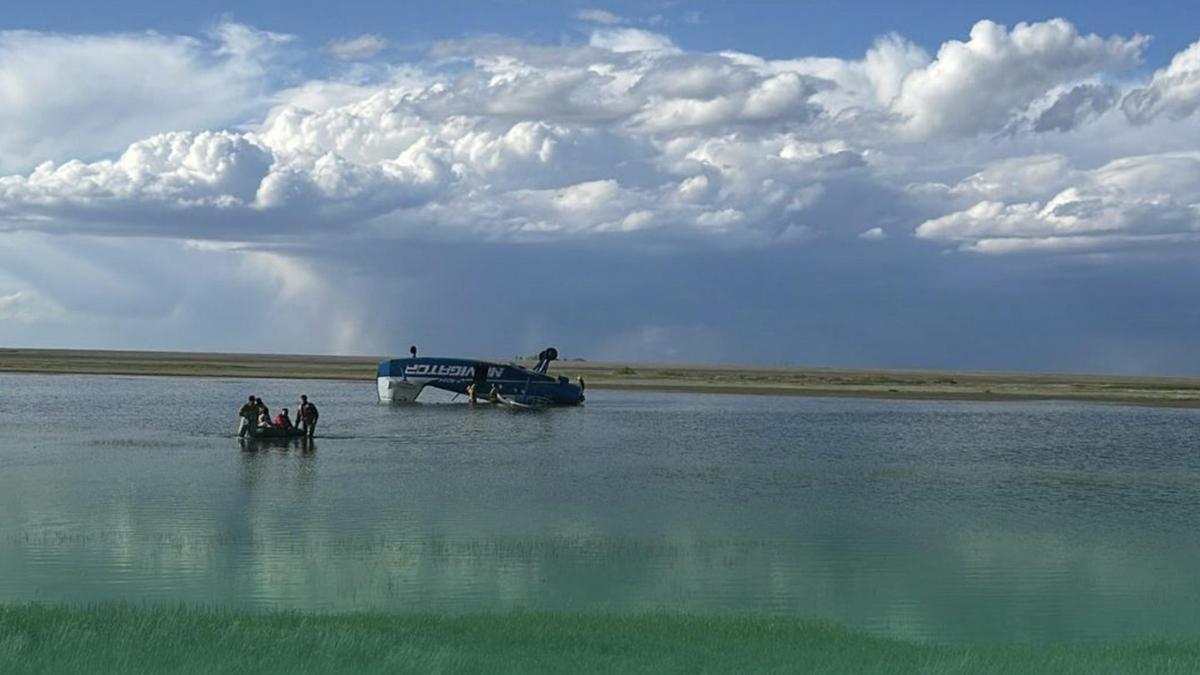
[2,372,1200,642]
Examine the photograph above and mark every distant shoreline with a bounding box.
[3,347,1200,408]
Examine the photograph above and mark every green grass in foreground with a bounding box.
[2,605,1198,674]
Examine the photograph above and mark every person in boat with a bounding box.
[410,345,417,358]
[237,395,258,437]
[256,397,270,421]
[297,395,319,437]
[274,408,294,430]
[256,410,271,429]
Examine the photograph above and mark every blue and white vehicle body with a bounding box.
[377,348,584,405]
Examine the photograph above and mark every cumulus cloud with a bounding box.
[1032,83,1121,133]
[1122,40,1200,124]
[891,19,1146,139]
[0,22,292,174]
[937,154,1077,203]
[0,127,447,238]
[0,17,1196,257]
[862,34,931,106]
[326,34,388,60]
[5,18,1200,363]
[916,153,1200,253]
[0,25,871,243]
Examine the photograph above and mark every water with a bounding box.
[2,372,1200,642]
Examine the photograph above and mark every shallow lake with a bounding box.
[2,372,1200,642]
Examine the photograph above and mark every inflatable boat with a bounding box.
[244,425,309,440]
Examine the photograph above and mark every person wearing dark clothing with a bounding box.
[297,394,319,438]
[237,395,258,437]
[409,345,417,358]
[256,397,270,421]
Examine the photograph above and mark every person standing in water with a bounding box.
[297,394,319,438]
[237,395,258,437]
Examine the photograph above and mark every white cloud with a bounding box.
[943,154,1077,203]
[326,34,388,60]
[210,21,293,59]
[0,28,868,243]
[864,34,930,105]
[892,19,1146,139]
[1122,40,1200,124]
[576,9,625,26]
[0,17,1196,261]
[1032,83,1120,132]
[589,28,678,54]
[9,17,1200,361]
[916,152,1200,252]
[959,233,1198,255]
[0,22,292,174]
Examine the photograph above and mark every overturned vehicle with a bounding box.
[377,348,585,406]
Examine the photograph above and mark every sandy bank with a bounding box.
[3,347,1200,408]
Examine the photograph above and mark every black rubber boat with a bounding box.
[244,425,308,440]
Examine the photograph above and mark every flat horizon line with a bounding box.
[2,345,1199,384]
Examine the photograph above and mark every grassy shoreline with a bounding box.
[4,347,1200,408]
[2,604,1197,674]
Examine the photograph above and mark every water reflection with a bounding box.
[2,373,1200,642]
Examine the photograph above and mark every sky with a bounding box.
[2,2,1200,374]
